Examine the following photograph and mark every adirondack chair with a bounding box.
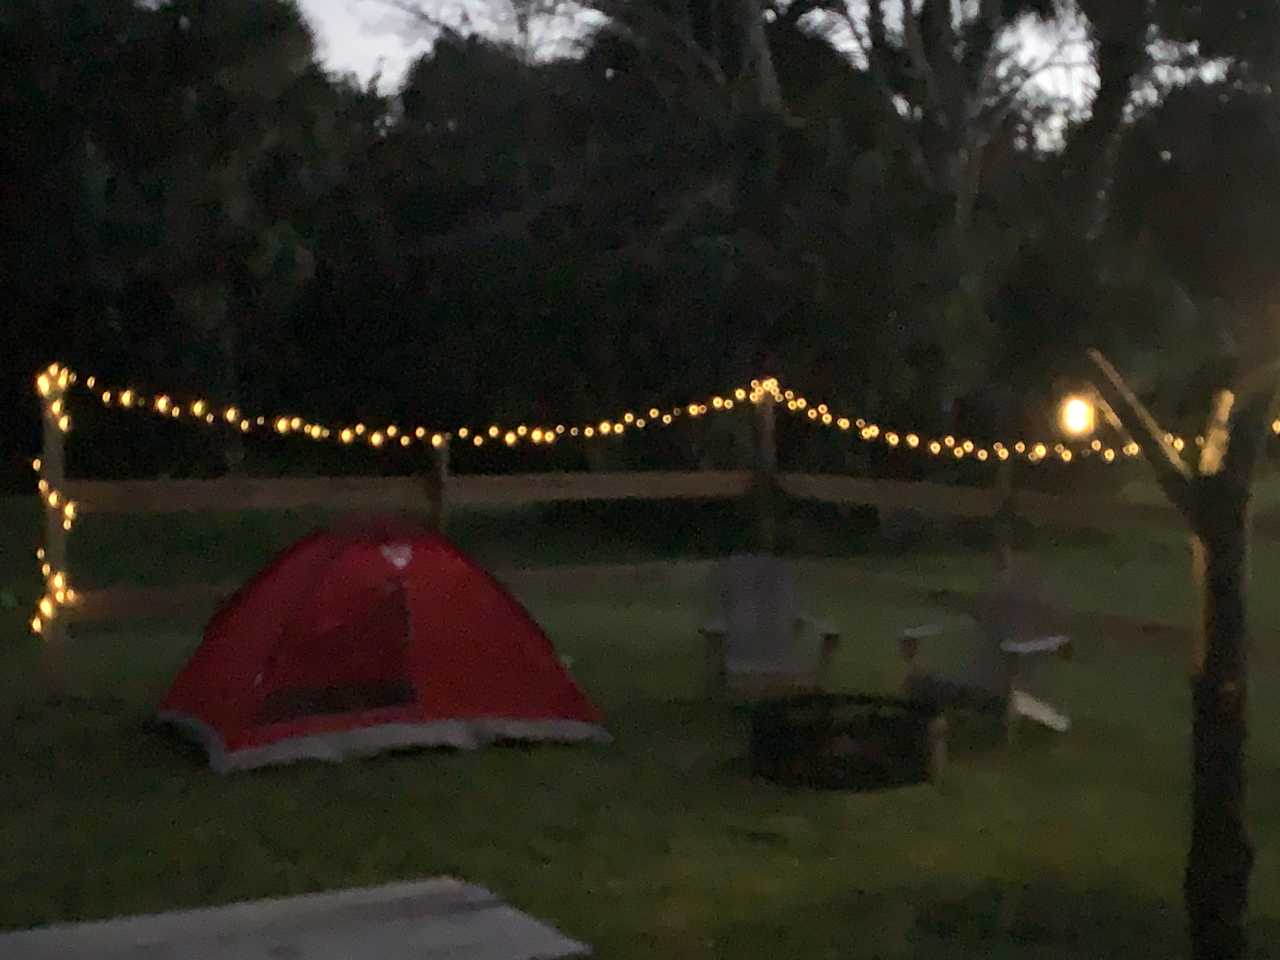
[700,554,841,695]
[898,559,1072,737]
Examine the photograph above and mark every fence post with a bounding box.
[41,397,70,661]
[993,456,1015,573]
[753,394,778,552]
[426,436,451,532]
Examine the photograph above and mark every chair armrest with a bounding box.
[1000,635,1070,657]
[899,623,948,663]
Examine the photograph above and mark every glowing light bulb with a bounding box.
[85,376,96,389]
[1015,441,1027,454]
[662,414,673,425]
[977,449,989,461]
[120,390,134,408]
[52,572,66,590]
[48,491,60,508]
[1173,437,1185,452]
[289,416,302,431]
[636,418,647,428]
[822,413,833,425]
[240,420,251,432]
[649,408,660,419]
[504,432,517,446]
[39,597,54,618]
[838,419,851,431]
[944,435,955,448]
[584,427,596,438]
[36,374,51,397]
[400,435,411,447]
[886,433,899,446]
[1104,449,1116,462]
[734,389,747,401]
[473,435,484,447]
[600,421,612,435]
[340,429,354,444]
[432,434,445,448]
[50,399,63,417]
[58,415,70,432]
[929,441,942,455]
[102,391,112,404]
[458,428,470,439]
[415,427,427,439]
[62,503,76,520]
[370,432,385,447]
[1059,395,1095,437]
[962,440,974,453]
[275,417,290,434]
[31,616,42,635]
[192,400,206,417]
[1033,443,1047,459]
[532,429,544,443]
[906,434,919,448]
[32,458,41,473]
[225,407,239,423]
[997,448,1010,461]
[518,425,529,437]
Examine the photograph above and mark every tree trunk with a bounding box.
[1186,475,1255,960]
[1088,351,1277,960]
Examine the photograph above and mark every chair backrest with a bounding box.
[977,559,1046,646]
[709,554,802,676]
[950,559,1048,693]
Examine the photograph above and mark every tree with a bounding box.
[1093,85,1280,960]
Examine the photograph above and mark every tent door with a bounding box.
[254,581,416,725]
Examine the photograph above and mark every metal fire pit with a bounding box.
[746,694,947,790]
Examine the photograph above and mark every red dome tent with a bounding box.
[159,521,609,772]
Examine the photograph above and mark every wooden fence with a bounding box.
[37,398,1280,636]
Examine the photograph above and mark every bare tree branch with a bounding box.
[836,3,937,188]
[1088,347,1194,515]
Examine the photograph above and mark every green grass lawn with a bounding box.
[3,497,1280,957]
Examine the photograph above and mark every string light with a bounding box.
[42,360,1189,509]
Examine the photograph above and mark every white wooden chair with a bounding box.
[899,561,1072,737]
[699,554,841,696]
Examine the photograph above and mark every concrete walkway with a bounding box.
[0,877,591,959]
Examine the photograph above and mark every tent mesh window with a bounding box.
[254,584,417,725]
